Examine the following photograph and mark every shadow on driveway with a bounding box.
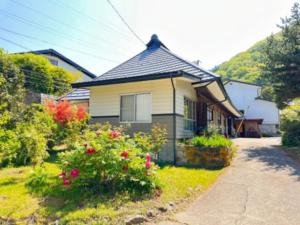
[243,144,300,181]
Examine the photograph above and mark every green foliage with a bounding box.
[57,125,161,195]
[203,123,221,137]
[0,105,54,167]
[213,40,267,84]
[11,53,75,96]
[191,135,233,148]
[133,123,167,158]
[263,3,300,108]
[281,104,300,146]
[26,166,50,194]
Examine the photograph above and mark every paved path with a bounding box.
[159,138,300,225]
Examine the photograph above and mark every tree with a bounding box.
[263,3,300,108]
[11,52,75,96]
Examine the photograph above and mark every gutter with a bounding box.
[170,75,177,165]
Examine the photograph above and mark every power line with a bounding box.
[49,0,135,42]
[106,0,145,46]
[0,9,130,57]
[0,36,31,51]
[8,0,133,56]
[0,27,120,63]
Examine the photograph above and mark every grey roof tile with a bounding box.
[94,35,217,82]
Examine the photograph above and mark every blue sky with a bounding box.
[0,0,295,76]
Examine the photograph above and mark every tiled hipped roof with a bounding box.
[90,34,218,84]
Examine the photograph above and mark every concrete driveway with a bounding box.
[159,137,300,225]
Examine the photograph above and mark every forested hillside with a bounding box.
[213,39,267,85]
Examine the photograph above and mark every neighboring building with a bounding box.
[73,34,241,163]
[24,49,97,110]
[224,80,280,137]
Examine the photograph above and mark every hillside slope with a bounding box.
[213,39,267,85]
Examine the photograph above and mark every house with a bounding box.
[73,34,241,163]
[224,80,280,137]
[24,49,97,109]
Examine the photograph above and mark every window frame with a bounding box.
[207,107,214,123]
[119,92,152,123]
[184,96,196,131]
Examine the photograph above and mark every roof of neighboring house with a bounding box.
[63,88,90,101]
[224,79,262,87]
[26,49,97,79]
[73,34,218,87]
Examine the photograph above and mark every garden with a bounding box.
[0,50,233,224]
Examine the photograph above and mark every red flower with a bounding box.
[45,100,88,125]
[122,165,128,173]
[70,168,79,177]
[145,161,151,169]
[121,150,129,159]
[86,147,96,155]
[109,130,121,139]
[63,177,71,186]
[59,171,66,177]
[76,105,88,121]
[145,153,151,162]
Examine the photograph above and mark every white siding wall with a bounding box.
[175,78,197,115]
[89,79,173,117]
[247,99,279,124]
[225,81,280,126]
[42,55,93,82]
[225,81,261,111]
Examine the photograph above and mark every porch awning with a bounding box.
[193,79,242,118]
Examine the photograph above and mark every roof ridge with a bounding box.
[159,46,219,79]
[95,48,147,80]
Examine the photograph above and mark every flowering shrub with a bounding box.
[45,100,89,148]
[45,100,88,125]
[57,124,161,194]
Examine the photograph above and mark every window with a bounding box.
[218,112,222,125]
[120,93,151,122]
[49,58,58,66]
[184,97,196,131]
[207,108,213,122]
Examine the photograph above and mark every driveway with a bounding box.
[159,137,300,225]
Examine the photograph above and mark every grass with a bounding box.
[0,161,223,224]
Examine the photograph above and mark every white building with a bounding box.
[225,80,280,136]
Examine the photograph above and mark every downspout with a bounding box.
[170,76,177,165]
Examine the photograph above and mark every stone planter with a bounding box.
[176,144,233,168]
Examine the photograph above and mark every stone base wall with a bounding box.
[176,144,233,168]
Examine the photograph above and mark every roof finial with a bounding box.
[146,34,168,49]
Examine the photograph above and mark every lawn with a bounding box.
[0,160,223,225]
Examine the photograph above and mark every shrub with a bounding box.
[203,123,221,137]
[0,105,54,167]
[26,166,50,194]
[133,124,167,159]
[57,124,161,195]
[281,104,300,147]
[191,135,233,148]
[45,100,89,148]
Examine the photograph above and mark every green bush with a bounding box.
[281,104,300,147]
[203,123,221,137]
[26,166,50,194]
[57,124,166,195]
[191,135,233,148]
[0,105,54,167]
